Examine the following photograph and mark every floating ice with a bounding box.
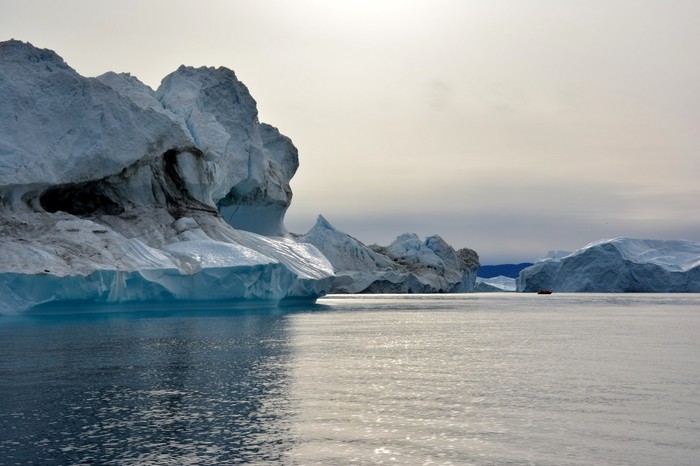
[517,237,700,292]
[0,40,333,314]
[297,215,478,293]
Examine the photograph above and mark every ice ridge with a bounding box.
[517,237,700,292]
[297,215,479,293]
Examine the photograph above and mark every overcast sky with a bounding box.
[3,0,699,263]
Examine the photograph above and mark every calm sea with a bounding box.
[1,294,699,465]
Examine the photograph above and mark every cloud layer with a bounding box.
[3,0,699,263]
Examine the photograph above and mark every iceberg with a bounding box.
[517,237,700,292]
[297,215,479,293]
[475,276,517,292]
[0,40,333,314]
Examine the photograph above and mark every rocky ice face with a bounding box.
[0,40,333,314]
[1,40,298,234]
[297,215,479,293]
[152,65,299,236]
[517,237,700,292]
[0,42,192,189]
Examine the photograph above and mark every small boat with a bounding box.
[537,289,552,295]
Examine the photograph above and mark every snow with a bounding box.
[517,237,700,292]
[579,238,700,272]
[0,40,333,314]
[297,216,478,293]
[535,250,572,262]
[386,233,446,270]
[163,240,277,269]
[476,276,517,292]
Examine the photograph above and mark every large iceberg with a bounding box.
[297,215,479,293]
[517,237,700,292]
[0,40,333,314]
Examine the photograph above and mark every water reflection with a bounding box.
[2,295,699,465]
[0,305,318,464]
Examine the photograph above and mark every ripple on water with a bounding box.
[1,295,699,464]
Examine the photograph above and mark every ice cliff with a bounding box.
[297,216,479,293]
[0,40,333,314]
[517,238,700,292]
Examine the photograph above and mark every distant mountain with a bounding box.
[477,263,533,279]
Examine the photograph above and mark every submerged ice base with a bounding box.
[0,212,334,315]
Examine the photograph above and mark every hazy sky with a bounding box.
[3,0,699,263]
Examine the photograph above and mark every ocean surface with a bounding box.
[1,293,699,465]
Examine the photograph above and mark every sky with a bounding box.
[3,0,699,263]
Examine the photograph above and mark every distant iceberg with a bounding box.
[297,215,479,293]
[0,40,333,314]
[475,276,516,292]
[517,238,700,292]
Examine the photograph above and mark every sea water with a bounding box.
[1,294,699,465]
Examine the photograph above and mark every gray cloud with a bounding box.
[427,79,453,110]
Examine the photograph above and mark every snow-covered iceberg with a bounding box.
[0,40,333,314]
[475,276,516,292]
[297,215,479,293]
[517,238,700,292]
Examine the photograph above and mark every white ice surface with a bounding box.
[298,216,476,293]
[579,238,700,272]
[0,41,193,186]
[517,237,700,292]
[476,276,517,292]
